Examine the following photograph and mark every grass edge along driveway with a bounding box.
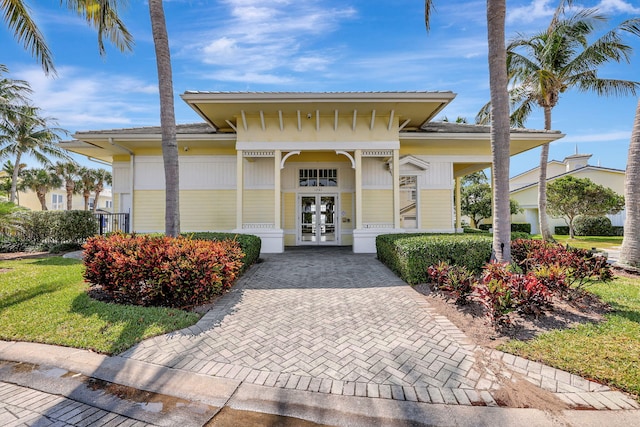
[501,275,640,400]
[0,257,201,355]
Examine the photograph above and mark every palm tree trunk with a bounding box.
[10,152,22,204]
[37,190,47,210]
[538,106,554,241]
[487,0,511,263]
[84,190,90,211]
[93,187,102,213]
[620,99,640,267]
[66,180,74,210]
[149,0,180,237]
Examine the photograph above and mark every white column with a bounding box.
[274,150,281,229]
[455,176,462,231]
[236,150,243,230]
[355,149,362,229]
[393,149,400,229]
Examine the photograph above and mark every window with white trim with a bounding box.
[299,169,337,187]
[51,194,64,210]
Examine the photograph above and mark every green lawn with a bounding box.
[0,257,201,355]
[500,276,640,398]
[530,234,622,251]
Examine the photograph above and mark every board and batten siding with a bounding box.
[134,156,236,190]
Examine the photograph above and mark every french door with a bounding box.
[299,194,338,245]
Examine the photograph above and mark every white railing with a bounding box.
[242,223,275,229]
[363,223,394,229]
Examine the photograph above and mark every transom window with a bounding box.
[299,169,338,187]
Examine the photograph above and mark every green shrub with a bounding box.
[555,226,570,235]
[181,232,261,273]
[377,234,493,285]
[462,227,488,234]
[83,234,244,308]
[3,210,98,251]
[611,226,624,236]
[511,223,531,233]
[478,224,492,231]
[573,216,613,236]
[511,231,531,240]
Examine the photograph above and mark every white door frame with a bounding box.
[297,193,340,245]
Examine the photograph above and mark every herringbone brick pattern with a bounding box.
[120,247,639,410]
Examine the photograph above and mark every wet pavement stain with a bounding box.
[205,407,336,427]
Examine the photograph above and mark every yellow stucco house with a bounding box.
[62,92,562,253]
[510,152,626,234]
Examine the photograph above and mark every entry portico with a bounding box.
[64,92,563,253]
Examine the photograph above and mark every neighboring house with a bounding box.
[18,188,113,212]
[61,92,561,253]
[510,152,625,234]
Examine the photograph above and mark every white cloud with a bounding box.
[507,0,555,25]
[595,0,640,14]
[560,130,631,143]
[13,66,159,130]
[178,0,356,85]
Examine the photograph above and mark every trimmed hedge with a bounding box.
[181,232,261,273]
[511,223,531,233]
[377,234,493,285]
[84,234,244,308]
[555,226,570,235]
[476,223,532,233]
[611,226,624,236]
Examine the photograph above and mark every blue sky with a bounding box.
[1,0,639,176]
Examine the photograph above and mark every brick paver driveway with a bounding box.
[120,247,638,409]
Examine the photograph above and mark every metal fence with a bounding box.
[94,213,130,235]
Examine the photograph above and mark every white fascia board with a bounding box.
[400,132,565,141]
[420,155,492,163]
[74,133,235,142]
[236,141,400,150]
[182,92,456,104]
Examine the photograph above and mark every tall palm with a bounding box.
[478,6,640,241]
[2,0,133,75]
[77,167,95,211]
[620,100,640,268]
[50,161,79,210]
[0,105,70,203]
[91,168,111,212]
[427,0,512,261]
[149,0,179,237]
[21,168,62,210]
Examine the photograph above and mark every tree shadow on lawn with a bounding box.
[69,292,200,355]
[0,258,81,312]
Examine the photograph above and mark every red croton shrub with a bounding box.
[83,234,244,308]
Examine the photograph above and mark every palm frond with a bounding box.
[2,0,56,75]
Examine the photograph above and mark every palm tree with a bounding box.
[2,0,133,75]
[0,105,71,203]
[478,5,640,241]
[50,161,79,210]
[149,0,180,237]
[1,160,26,202]
[91,168,111,212]
[619,99,640,268]
[426,0,512,261]
[21,168,62,210]
[0,64,32,116]
[77,167,95,211]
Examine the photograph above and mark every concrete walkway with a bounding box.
[120,247,637,410]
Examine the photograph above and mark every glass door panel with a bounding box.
[301,196,316,242]
[299,195,338,244]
